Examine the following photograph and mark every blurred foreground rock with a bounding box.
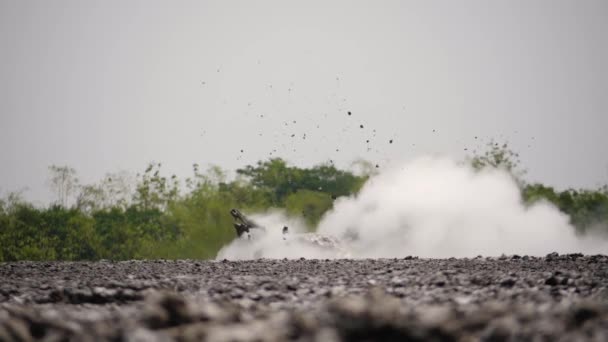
[1,255,607,341]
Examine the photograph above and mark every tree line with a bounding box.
[0,159,368,261]
[1,143,607,261]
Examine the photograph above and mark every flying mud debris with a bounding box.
[222,209,350,259]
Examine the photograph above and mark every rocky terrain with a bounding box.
[1,253,608,341]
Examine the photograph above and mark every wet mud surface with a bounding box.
[1,254,608,341]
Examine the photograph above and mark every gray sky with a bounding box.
[1,0,607,204]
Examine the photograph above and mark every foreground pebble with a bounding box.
[1,254,607,341]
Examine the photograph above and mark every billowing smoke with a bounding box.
[217,157,607,259]
[318,157,607,257]
[216,211,346,259]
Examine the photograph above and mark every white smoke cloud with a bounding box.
[217,156,608,259]
[318,157,608,257]
[216,210,345,260]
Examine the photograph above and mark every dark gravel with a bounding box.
[1,254,608,341]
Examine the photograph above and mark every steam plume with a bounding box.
[218,157,607,259]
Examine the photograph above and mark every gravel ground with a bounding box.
[1,253,608,341]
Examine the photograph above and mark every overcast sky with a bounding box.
[1,0,607,204]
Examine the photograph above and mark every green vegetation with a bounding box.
[522,185,608,235]
[1,146,607,261]
[0,159,369,261]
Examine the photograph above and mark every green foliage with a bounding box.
[133,162,179,211]
[91,206,179,260]
[0,158,366,261]
[1,149,606,262]
[236,158,367,205]
[76,171,133,213]
[523,184,608,234]
[0,203,98,261]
